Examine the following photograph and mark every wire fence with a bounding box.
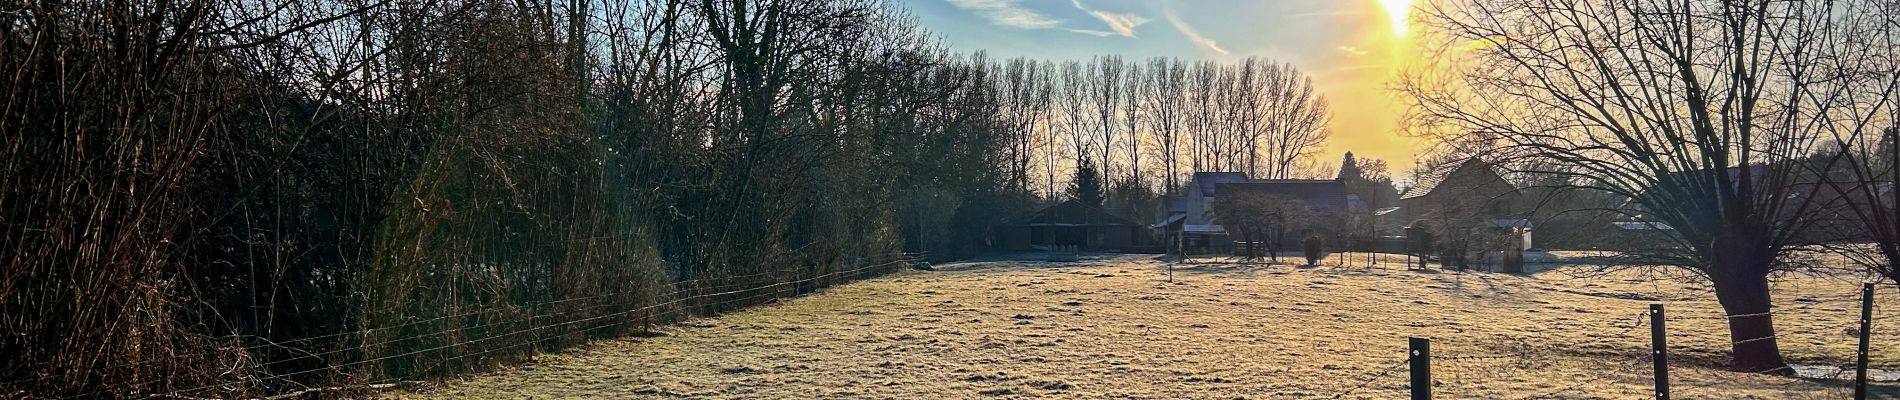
[1318,282,1891,399]
[50,258,1884,399]
[14,267,799,393]
[32,258,915,400]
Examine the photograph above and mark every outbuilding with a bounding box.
[994,200,1142,251]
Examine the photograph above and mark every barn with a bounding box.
[994,200,1143,252]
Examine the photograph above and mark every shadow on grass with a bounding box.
[1167,259,1299,276]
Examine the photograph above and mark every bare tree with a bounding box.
[1188,60,1222,172]
[1256,60,1331,179]
[1801,1,1900,290]
[1001,57,1054,193]
[1086,55,1127,182]
[1211,191,1314,263]
[1407,0,1877,371]
[1057,60,1093,171]
[1041,60,1063,200]
[1121,59,1144,186]
[1144,57,1190,193]
[1223,60,1254,175]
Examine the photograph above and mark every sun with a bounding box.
[1378,0,1412,37]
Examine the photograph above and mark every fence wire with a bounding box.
[74,266,1892,399]
[1325,357,1411,399]
[53,259,911,400]
[1357,287,1888,400]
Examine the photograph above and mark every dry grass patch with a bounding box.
[394,255,1900,399]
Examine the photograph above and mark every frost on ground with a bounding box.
[395,255,1900,399]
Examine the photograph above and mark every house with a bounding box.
[1185,171,1250,227]
[1397,159,1531,245]
[1152,195,1189,240]
[1399,158,1519,223]
[1154,172,1248,250]
[1395,159,1532,269]
[1215,179,1354,213]
[1153,172,1362,252]
[1217,179,1358,248]
[994,199,1143,251]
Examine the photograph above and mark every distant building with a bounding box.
[994,199,1143,251]
[1216,179,1354,213]
[1153,172,1361,252]
[1399,158,1519,223]
[1185,171,1251,227]
[1397,159,1529,243]
[1154,172,1248,249]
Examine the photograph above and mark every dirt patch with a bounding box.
[395,255,1900,399]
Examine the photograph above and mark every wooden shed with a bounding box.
[994,200,1143,252]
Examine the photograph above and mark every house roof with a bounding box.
[1401,159,1503,200]
[1614,221,1675,231]
[1483,219,1533,228]
[1153,213,1187,229]
[1007,199,1139,227]
[1192,172,1249,197]
[1214,179,1351,212]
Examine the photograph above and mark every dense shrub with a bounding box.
[1303,235,1325,266]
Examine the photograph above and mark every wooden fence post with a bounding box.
[1855,283,1874,400]
[1651,303,1669,400]
[1410,336,1431,400]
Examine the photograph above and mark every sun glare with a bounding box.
[1378,0,1412,37]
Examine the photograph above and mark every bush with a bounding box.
[1302,235,1325,266]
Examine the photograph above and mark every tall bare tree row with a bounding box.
[1138,57,1332,188]
[982,56,1335,199]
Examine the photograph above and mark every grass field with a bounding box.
[395,254,1900,399]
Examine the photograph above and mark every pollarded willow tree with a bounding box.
[1405,0,1891,371]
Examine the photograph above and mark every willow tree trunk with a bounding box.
[1709,230,1788,372]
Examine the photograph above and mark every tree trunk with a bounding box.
[1709,250,1788,372]
[1265,230,1278,262]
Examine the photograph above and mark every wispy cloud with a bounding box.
[1066,29,1117,37]
[1164,9,1228,56]
[1070,0,1148,38]
[945,0,1060,29]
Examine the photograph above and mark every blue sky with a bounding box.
[894,0,1421,172]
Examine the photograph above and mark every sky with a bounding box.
[895,0,1424,174]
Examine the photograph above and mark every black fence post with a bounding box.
[1651,303,1669,400]
[1410,336,1431,400]
[1856,283,1874,400]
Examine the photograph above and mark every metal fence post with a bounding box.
[1856,283,1874,400]
[1651,303,1669,400]
[1410,336,1431,400]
